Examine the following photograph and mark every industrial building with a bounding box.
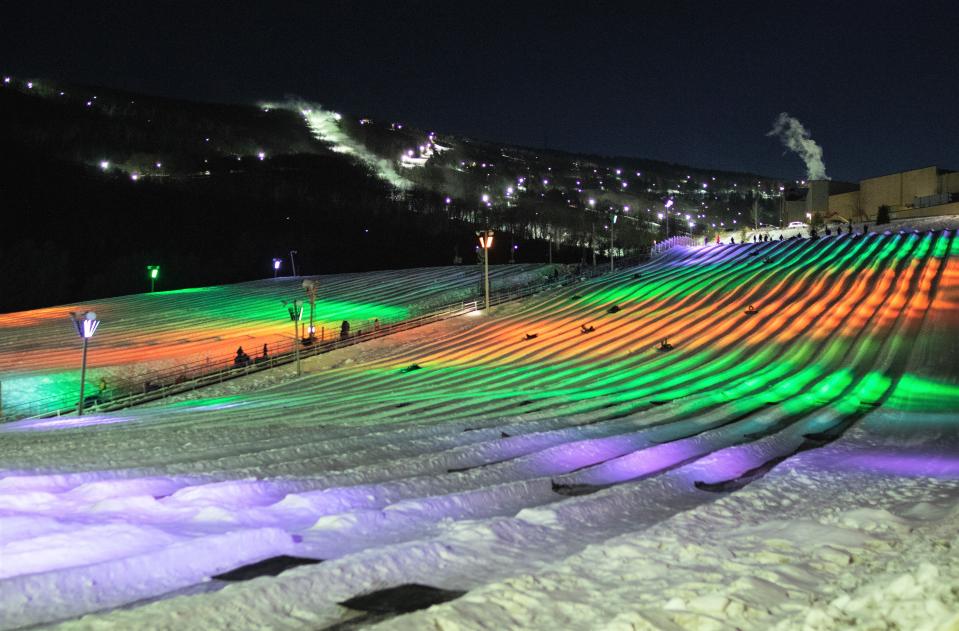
[783,166,959,225]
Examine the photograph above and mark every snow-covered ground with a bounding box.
[0,264,556,418]
[0,233,957,629]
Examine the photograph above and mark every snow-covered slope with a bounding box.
[0,231,957,629]
[0,263,553,417]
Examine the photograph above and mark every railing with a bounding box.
[2,262,626,423]
[650,236,694,257]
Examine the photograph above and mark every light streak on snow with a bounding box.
[282,101,412,189]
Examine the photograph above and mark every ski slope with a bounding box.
[1,231,958,630]
[0,264,552,418]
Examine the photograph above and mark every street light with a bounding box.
[272,258,282,278]
[476,229,494,311]
[289,250,298,277]
[609,211,618,271]
[284,299,303,376]
[146,265,160,292]
[302,279,318,342]
[664,200,674,239]
[70,311,100,416]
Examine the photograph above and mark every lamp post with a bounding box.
[284,299,303,376]
[146,265,160,292]
[588,198,597,267]
[302,280,318,341]
[609,211,618,271]
[476,229,494,311]
[289,250,298,277]
[664,199,674,239]
[70,311,100,416]
[273,258,282,278]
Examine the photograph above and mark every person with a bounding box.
[704,236,709,246]
[374,318,380,331]
[580,324,595,334]
[779,234,784,240]
[262,343,269,359]
[745,304,757,315]
[863,223,869,234]
[825,226,831,236]
[658,338,673,351]
[730,237,735,244]
[234,346,250,367]
[715,234,721,244]
[340,320,350,339]
[97,377,107,394]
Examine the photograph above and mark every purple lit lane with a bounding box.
[1,414,136,431]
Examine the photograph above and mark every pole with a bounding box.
[293,320,301,376]
[591,223,596,267]
[610,221,615,271]
[548,235,553,265]
[150,276,155,293]
[484,242,490,311]
[77,337,89,416]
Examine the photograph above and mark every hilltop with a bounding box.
[0,75,785,311]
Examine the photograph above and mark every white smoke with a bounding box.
[276,101,412,190]
[767,112,829,181]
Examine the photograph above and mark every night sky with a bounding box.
[4,0,957,182]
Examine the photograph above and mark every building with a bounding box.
[783,166,959,224]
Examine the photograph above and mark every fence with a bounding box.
[650,236,694,257]
[1,261,624,423]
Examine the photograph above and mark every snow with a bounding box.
[0,232,957,629]
[0,263,555,418]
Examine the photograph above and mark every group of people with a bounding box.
[710,222,872,246]
[234,343,270,367]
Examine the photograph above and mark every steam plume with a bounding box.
[767,112,829,181]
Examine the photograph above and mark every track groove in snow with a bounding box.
[0,231,956,629]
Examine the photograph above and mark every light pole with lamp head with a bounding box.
[302,280,318,341]
[273,258,282,278]
[664,199,674,239]
[70,311,100,416]
[476,229,494,311]
[284,300,303,376]
[147,265,160,292]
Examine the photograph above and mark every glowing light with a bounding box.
[482,194,490,203]
[155,162,162,168]
[99,161,110,171]
[257,151,266,161]
[543,179,549,186]
[273,258,282,270]
[2,77,9,84]
[147,265,160,280]
[665,199,674,209]
[445,197,451,204]
[130,173,139,181]
[589,198,596,208]
[26,82,33,89]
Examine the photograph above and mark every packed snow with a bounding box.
[1,231,957,630]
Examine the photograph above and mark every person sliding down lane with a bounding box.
[744,304,758,315]
[657,338,673,352]
[580,324,595,334]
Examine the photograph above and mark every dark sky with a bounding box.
[3,0,957,182]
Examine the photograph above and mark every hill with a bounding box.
[1,74,785,311]
[0,230,956,628]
